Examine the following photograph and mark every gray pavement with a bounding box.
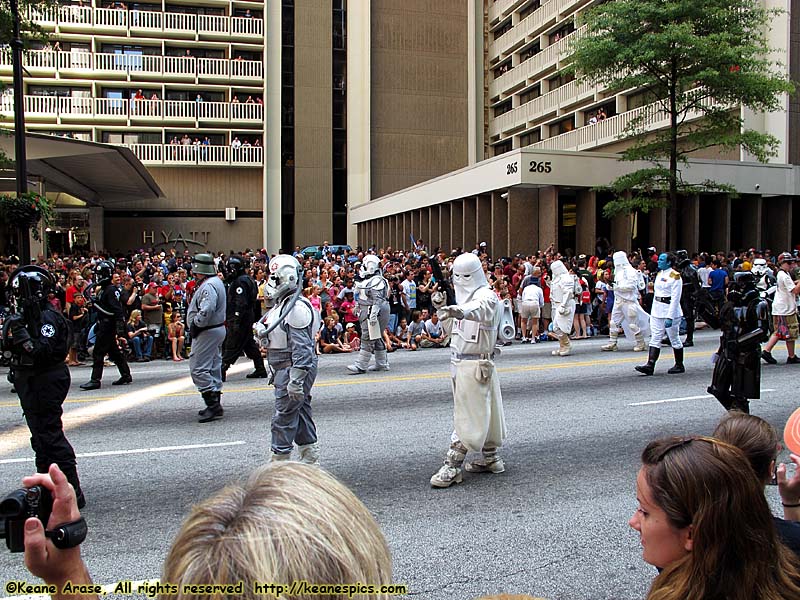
[1,330,799,599]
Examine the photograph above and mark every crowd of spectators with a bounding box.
[1,241,798,368]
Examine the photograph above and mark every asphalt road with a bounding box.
[1,330,798,600]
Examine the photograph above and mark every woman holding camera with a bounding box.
[126,309,152,362]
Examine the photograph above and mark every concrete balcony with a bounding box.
[0,94,264,125]
[490,26,584,100]
[125,143,263,166]
[489,77,595,137]
[528,91,711,151]
[230,16,263,38]
[489,0,526,25]
[490,0,584,60]
[93,7,128,32]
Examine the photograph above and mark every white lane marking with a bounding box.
[0,362,253,456]
[0,441,246,464]
[0,579,161,600]
[630,389,776,406]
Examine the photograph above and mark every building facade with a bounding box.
[349,0,800,255]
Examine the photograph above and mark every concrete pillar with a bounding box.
[763,196,792,252]
[463,197,477,251]
[538,186,558,252]
[420,207,431,249]
[439,204,451,252]
[403,212,412,250]
[451,200,464,251]
[576,189,596,256]
[428,206,440,251]
[679,194,700,253]
[649,207,667,252]
[739,195,762,251]
[89,206,104,252]
[491,191,509,258]
[710,195,731,253]
[611,214,631,252]
[477,195,492,251]
[357,222,365,246]
[508,187,539,255]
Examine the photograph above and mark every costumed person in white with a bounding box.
[601,251,649,352]
[635,252,685,376]
[430,253,506,488]
[347,254,390,374]
[548,260,577,357]
[254,255,322,463]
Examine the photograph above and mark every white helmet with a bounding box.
[751,258,769,278]
[360,254,381,279]
[264,254,301,302]
[451,252,488,304]
[550,260,568,278]
[612,251,630,269]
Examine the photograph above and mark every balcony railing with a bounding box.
[528,90,712,151]
[0,95,264,123]
[489,77,595,137]
[490,26,585,99]
[25,6,264,38]
[490,0,583,60]
[0,51,264,81]
[124,143,263,166]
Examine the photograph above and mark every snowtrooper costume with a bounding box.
[636,253,684,376]
[430,253,506,488]
[347,254,390,374]
[254,255,321,463]
[549,260,577,356]
[601,251,649,352]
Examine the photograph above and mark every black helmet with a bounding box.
[227,254,246,278]
[94,260,114,286]
[674,249,690,269]
[10,265,54,309]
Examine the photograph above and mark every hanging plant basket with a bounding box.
[0,192,54,241]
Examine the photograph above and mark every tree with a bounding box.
[566,0,795,248]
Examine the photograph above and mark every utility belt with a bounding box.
[451,351,495,361]
[655,296,672,304]
[194,322,225,335]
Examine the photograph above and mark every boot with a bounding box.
[559,337,572,356]
[246,368,269,378]
[60,466,86,509]
[730,397,750,414]
[198,391,223,423]
[635,346,660,375]
[270,451,291,462]
[601,336,618,351]
[464,447,505,474]
[347,348,372,374]
[80,380,101,391]
[430,441,467,488]
[368,349,390,371]
[297,442,320,465]
[221,364,228,382]
[667,348,685,374]
[112,374,133,386]
[632,333,647,352]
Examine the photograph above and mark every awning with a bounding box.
[0,131,164,206]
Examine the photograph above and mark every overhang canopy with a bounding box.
[0,131,163,206]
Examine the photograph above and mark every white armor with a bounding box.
[548,260,576,356]
[602,251,650,352]
[430,253,506,488]
[348,263,391,374]
[260,296,318,350]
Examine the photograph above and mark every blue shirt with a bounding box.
[708,269,727,293]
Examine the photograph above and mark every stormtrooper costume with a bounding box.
[254,255,321,464]
[430,253,506,488]
[636,253,684,376]
[347,254,390,374]
[751,258,776,294]
[549,260,577,357]
[602,251,649,352]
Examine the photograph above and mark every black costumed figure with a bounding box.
[707,272,770,414]
[675,250,700,346]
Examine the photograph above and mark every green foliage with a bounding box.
[0,191,54,240]
[566,0,795,232]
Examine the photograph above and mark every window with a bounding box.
[552,116,575,135]
[101,131,162,144]
[493,100,512,117]
[548,72,575,90]
[519,84,541,105]
[30,86,90,97]
[519,42,540,63]
[493,140,512,156]
[492,60,511,80]
[519,0,541,20]
[493,20,512,40]
[519,129,541,147]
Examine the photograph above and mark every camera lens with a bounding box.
[0,489,27,517]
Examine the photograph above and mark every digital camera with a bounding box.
[0,485,52,552]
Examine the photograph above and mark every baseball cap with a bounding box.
[779,252,796,264]
[346,323,354,329]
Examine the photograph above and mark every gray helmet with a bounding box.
[191,253,217,276]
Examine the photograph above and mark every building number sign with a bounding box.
[506,160,553,175]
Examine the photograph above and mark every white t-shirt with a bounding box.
[697,266,711,288]
[521,283,544,305]
[772,270,797,316]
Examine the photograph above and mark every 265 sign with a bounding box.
[506,160,553,175]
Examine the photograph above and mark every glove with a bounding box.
[287,367,308,403]
[254,321,267,339]
[437,305,464,320]
[558,305,569,316]
[431,291,447,309]
[664,318,673,328]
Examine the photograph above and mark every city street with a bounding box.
[1,330,798,600]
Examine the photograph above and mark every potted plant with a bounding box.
[0,191,54,241]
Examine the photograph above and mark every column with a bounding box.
[710,195,731,253]
[451,200,464,251]
[264,0,282,253]
[420,207,431,248]
[439,204,452,252]
[763,196,792,251]
[88,206,105,253]
[463,197,477,250]
[538,186,558,252]
[611,214,631,252]
[575,189,596,256]
[679,194,700,253]
[491,191,509,258]
[508,187,539,255]
[649,207,667,251]
[477,195,492,251]
[389,215,398,249]
[429,206,440,251]
[403,212,412,250]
